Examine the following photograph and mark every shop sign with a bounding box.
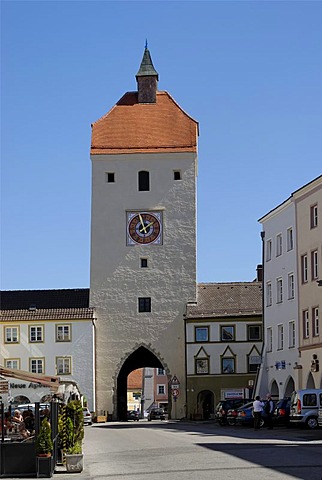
[9,382,49,390]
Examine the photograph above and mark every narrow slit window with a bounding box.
[140,258,148,268]
[174,170,181,180]
[138,171,150,191]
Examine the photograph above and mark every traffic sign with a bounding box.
[172,388,179,397]
[170,375,180,389]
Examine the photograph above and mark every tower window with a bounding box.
[138,297,151,312]
[173,170,181,180]
[140,258,148,268]
[106,172,115,183]
[138,171,150,191]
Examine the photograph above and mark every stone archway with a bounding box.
[306,372,315,389]
[270,379,279,399]
[13,395,30,405]
[284,376,295,397]
[116,345,167,421]
[197,390,214,420]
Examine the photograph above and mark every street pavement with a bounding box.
[50,419,322,480]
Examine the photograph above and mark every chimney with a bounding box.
[256,264,263,282]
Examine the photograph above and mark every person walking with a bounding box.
[265,393,275,430]
[253,396,264,430]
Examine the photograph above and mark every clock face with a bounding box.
[127,212,162,245]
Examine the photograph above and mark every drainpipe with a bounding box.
[254,231,266,397]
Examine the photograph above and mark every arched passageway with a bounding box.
[197,390,214,420]
[117,346,165,420]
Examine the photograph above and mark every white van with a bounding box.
[289,389,322,429]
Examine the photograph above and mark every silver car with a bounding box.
[289,389,322,429]
[83,407,92,425]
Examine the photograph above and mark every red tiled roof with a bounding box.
[91,91,198,155]
[127,369,143,389]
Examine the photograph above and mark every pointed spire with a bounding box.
[136,43,159,81]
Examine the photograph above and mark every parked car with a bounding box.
[215,399,250,425]
[289,389,322,429]
[17,403,50,413]
[235,401,267,427]
[274,398,291,426]
[127,410,140,421]
[147,408,165,421]
[83,407,93,425]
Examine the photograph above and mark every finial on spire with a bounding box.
[145,39,148,49]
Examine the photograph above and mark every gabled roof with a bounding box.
[0,289,93,322]
[1,289,90,310]
[91,91,198,155]
[186,282,262,319]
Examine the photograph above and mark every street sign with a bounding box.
[172,388,179,397]
[0,380,9,393]
[170,375,180,390]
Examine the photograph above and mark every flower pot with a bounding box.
[65,453,84,473]
[36,455,53,478]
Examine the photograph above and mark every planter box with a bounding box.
[95,415,107,423]
[36,456,53,478]
[65,453,84,473]
[0,442,36,477]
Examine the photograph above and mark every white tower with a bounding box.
[90,46,198,419]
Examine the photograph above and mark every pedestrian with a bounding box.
[252,396,264,430]
[265,393,275,430]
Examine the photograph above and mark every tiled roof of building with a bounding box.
[1,289,90,310]
[91,91,198,155]
[186,282,262,319]
[0,289,93,322]
[127,369,143,389]
[1,308,94,322]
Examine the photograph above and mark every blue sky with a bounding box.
[1,1,321,291]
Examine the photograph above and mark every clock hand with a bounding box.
[138,214,148,233]
[139,221,154,233]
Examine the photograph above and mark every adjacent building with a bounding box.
[185,279,262,419]
[258,175,322,398]
[0,289,96,410]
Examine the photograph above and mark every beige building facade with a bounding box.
[293,175,322,389]
[185,281,262,419]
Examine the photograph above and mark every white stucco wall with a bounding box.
[260,199,299,397]
[186,319,262,374]
[0,319,95,410]
[90,152,197,418]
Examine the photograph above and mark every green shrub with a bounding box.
[58,400,84,455]
[36,418,53,455]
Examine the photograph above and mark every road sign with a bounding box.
[172,389,179,397]
[170,376,180,389]
[0,380,9,393]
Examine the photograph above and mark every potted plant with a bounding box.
[59,400,84,473]
[35,418,54,478]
